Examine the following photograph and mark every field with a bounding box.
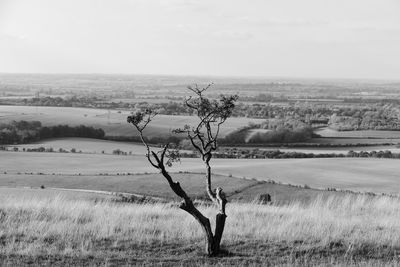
[307,137,400,145]
[315,127,400,139]
[0,105,263,138]
[0,187,115,201]
[250,145,400,154]
[0,173,257,202]
[0,171,355,205]
[3,151,400,195]
[10,137,400,159]
[1,192,400,265]
[9,138,158,155]
[272,146,400,154]
[9,138,400,158]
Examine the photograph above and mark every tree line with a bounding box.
[0,120,105,145]
[213,148,399,159]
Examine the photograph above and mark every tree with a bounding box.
[127,84,238,256]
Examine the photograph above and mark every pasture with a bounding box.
[1,192,400,265]
[0,105,263,138]
[2,151,400,194]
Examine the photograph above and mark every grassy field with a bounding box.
[2,151,400,195]
[1,192,400,265]
[0,173,257,202]
[0,105,263,138]
[0,187,115,201]
[0,171,352,205]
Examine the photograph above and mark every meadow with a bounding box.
[1,192,400,265]
[2,150,400,194]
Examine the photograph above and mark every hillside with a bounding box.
[0,171,356,205]
[1,192,399,266]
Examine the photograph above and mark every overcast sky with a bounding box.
[0,0,399,80]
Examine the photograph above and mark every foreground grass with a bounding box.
[1,194,400,265]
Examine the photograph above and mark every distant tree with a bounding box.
[128,84,238,256]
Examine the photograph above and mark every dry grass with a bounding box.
[1,193,400,265]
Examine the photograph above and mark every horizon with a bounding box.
[0,72,400,84]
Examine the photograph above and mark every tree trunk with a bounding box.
[205,213,227,256]
[180,201,227,256]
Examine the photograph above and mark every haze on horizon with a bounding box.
[0,0,399,80]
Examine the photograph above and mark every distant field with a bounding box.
[108,98,180,104]
[9,137,155,155]
[259,145,400,154]
[307,137,399,145]
[2,151,400,194]
[315,127,400,139]
[0,105,263,138]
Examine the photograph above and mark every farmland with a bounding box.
[315,127,400,139]
[0,105,263,138]
[9,137,400,157]
[2,150,400,195]
[262,145,400,154]
[9,138,155,155]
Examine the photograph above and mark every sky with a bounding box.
[0,0,399,80]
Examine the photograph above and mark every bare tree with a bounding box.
[127,84,238,256]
